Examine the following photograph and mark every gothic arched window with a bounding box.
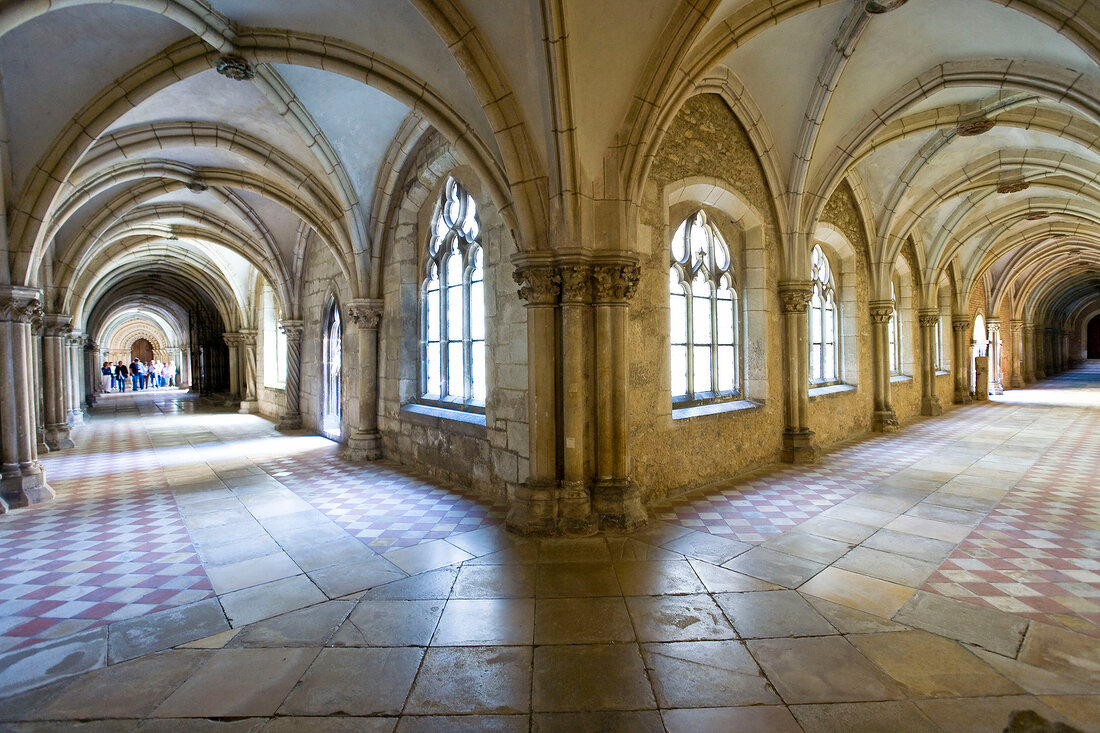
[889,280,901,375]
[421,176,486,406]
[669,210,739,402]
[810,244,839,384]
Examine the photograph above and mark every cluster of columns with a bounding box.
[342,300,384,461]
[507,255,643,536]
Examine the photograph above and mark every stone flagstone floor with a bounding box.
[0,366,1097,731]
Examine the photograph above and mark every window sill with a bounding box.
[672,399,761,421]
[263,385,286,392]
[401,403,487,437]
[890,375,912,384]
[809,383,856,400]
[935,370,951,376]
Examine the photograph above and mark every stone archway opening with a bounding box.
[1088,315,1100,359]
[131,338,154,364]
[321,301,342,441]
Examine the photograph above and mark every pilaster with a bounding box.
[222,332,242,400]
[778,282,817,463]
[238,330,258,414]
[343,299,384,462]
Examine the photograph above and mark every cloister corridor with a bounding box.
[0,364,1097,731]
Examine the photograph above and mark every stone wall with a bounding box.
[299,238,355,438]
[377,138,528,502]
[809,181,873,447]
[630,93,785,502]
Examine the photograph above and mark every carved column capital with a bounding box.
[514,265,560,306]
[986,319,1002,335]
[83,338,99,352]
[42,313,73,337]
[238,329,258,348]
[952,318,971,332]
[777,281,813,313]
[0,287,43,324]
[869,300,894,324]
[222,332,243,347]
[557,264,595,304]
[1009,320,1023,334]
[917,310,940,328]
[593,263,640,304]
[279,319,304,342]
[346,299,385,330]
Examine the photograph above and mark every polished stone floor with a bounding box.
[0,366,1098,731]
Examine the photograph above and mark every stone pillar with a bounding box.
[952,317,972,404]
[84,339,99,405]
[1058,331,1067,372]
[1009,321,1024,388]
[779,282,817,462]
[987,319,1003,395]
[42,314,74,449]
[507,263,559,535]
[343,299,384,461]
[870,300,899,432]
[222,332,241,399]
[238,330,258,413]
[973,356,989,401]
[31,316,48,454]
[551,264,597,535]
[1043,328,1055,375]
[592,261,643,532]
[0,287,54,509]
[66,333,84,425]
[1023,324,1036,383]
[918,309,943,416]
[277,320,303,430]
[180,347,192,388]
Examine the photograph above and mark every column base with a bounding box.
[920,396,943,416]
[67,409,84,426]
[238,400,258,415]
[557,480,598,536]
[872,409,900,433]
[1035,370,1046,380]
[781,428,818,464]
[45,424,74,450]
[1009,376,1023,389]
[953,387,972,404]
[342,431,383,462]
[1,466,54,509]
[277,413,302,431]
[990,381,1004,395]
[505,479,559,536]
[592,479,646,532]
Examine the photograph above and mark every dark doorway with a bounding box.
[131,338,154,364]
[1088,315,1100,358]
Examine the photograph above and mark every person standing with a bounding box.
[115,361,128,392]
[101,361,113,393]
[130,358,141,391]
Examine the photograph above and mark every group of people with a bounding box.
[100,358,176,392]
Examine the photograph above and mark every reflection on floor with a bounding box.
[0,366,1097,731]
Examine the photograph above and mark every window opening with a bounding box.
[322,301,341,439]
[809,244,839,384]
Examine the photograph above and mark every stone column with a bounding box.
[952,317,972,404]
[1009,321,1024,388]
[84,339,99,405]
[343,299,384,461]
[0,287,53,509]
[222,332,242,399]
[277,320,303,430]
[31,316,47,454]
[507,263,559,535]
[918,309,943,416]
[238,330,258,414]
[552,263,595,535]
[1023,324,1036,383]
[591,261,644,531]
[870,300,899,432]
[66,333,84,424]
[1057,330,1067,372]
[987,319,1003,394]
[180,347,192,388]
[42,314,74,449]
[779,282,817,462]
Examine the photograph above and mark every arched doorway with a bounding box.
[971,313,987,394]
[131,338,154,364]
[321,300,342,440]
[1088,315,1100,359]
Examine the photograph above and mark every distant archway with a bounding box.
[131,338,154,364]
[1088,315,1100,358]
[321,299,342,441]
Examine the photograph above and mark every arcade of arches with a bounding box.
[0,0,1099,727]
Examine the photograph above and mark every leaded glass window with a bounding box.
[670,210,739,402]
[810,244,838,383]
[421,177,485,406]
